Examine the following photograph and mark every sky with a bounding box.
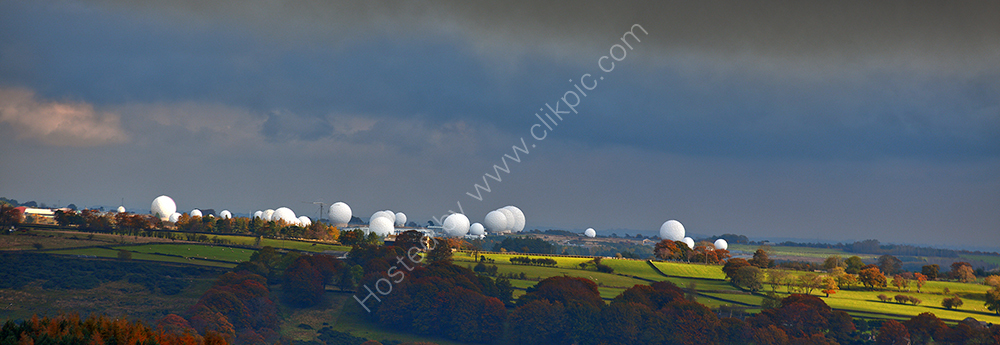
[1,1,998,250]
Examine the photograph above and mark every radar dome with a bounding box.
[369,217,394,236]
[659,220,685,241]
[219,210,232,219]
[469,222,485,236]
[503,206,526,232]
[483,210,508,233]
[117,206,126,213]
[682,237,695,249]
[329,202,352,226]
[168,212,181,223]
[273,207,297,224]
[442,213,470,237]
[190,209,202,217]
[253,210,264,219]
[497,208,516,232]
[714,239,728,251]
[151,195,176,221]
[370,210,394,225]
[298,216,312,227]
[263,209,275,221]
[585,228,596,238]
[394,212,407,227]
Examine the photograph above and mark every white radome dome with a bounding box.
[264,209,275,221]
[117,206,126,213]
[329,202,352,226]
[442,213,471,237]
[497,208,516,232]
[273,207,297,224]
[683,237,695,249]
[585,228,596,238]
[394,212,407,227]
[659,220,685,241]
[219,210,232,219]
[370,210,393,224]
[714,239,729,251]
[190,209,202,217]
[369,216,394,236]
[483,210,509,233]
[469,222,485,236]
[151,195,176,221]
[503,206,526,232]
[169,212,181,223]
[298,216,312,227]
[253,210,264,219]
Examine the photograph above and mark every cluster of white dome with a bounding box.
[152,195,233,224]
[482,205,525,234]
[367,209,408,236]
[657,219,728,250]
[251,206,313,227]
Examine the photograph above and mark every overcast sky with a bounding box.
[1,1,997,249]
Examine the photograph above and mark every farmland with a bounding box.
[4,228,1000,337]
[460,250,1000,324]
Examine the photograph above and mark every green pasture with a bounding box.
[113,244,254,263]
[454,251,594,269]
[195,234,350,252]
[961,254,1000,267]
[649,261,727,280]
[47,247,235,268]
[727,244,876,260]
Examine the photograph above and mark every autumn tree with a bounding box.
[904,312,949,344]
[858,266,887,290]
[732,266,764,292]
[921,264,939,280]
[723,258,750,281]
[749,249,772,268]
[821,276,838,297]
[891,274,909,291]
[941,296,963,309]
[876,319,910,345]
[954,265,976,283]
[426,237,454,264]
[282,256,326,307]
[984,275,1000,288]
[985,288,1000,315]
[913,272,927,293]
[877,255,902,276]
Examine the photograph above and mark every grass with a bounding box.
[961,254,1000,267]
[467,251,1000,324]
[727,244,878,260]
[650,261,727,280]
[0,229,180,250]
[47,247,235,268]
[112,244,254,263]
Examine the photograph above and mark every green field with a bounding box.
[961,254,1000,267]
[113,244,255,262]
[462,251,1000,324]
[727,244,878,260]
[47,246,236,268]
